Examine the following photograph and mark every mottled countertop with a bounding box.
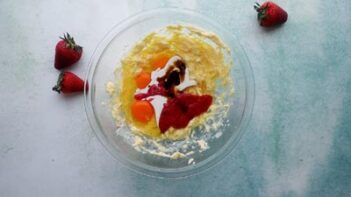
[1,0,350,196]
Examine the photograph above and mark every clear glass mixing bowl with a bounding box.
[84,8,255,178]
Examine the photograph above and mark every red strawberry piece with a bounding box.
[159,94,213,133]
[254,1,288,27]
[159,99,181,132]
[52,71,85,94]
[134,84,168,100]
[177,94,213,117]
[54,33,83,70]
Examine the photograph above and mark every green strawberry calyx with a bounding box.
[60,33,82,52]
[254,2,268,20]
[52,71,65,93]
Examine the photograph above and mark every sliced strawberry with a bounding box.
[178,94,213,117]
[159,94,213,133]
[134,84,168,100]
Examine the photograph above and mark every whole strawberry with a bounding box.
[52,71,85,94]
[254,2,288,27]
[54,33,83,70]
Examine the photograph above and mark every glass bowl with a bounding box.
[84,8,254,178]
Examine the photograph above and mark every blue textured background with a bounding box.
[0,0,350,196]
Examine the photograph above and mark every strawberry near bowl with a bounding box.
[84,8,255,178]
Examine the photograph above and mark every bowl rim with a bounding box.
[84,7,255,179]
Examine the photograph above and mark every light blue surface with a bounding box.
[1,0,351,196]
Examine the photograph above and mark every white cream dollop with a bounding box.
[175,69,197,91]
[146,95,168,127]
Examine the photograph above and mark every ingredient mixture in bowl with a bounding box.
[106,24,234,160]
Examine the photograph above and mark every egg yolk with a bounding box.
[151,53,170,69]
[131,100,154,122]
[135,72,151,89]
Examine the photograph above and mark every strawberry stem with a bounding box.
[52,71,64,93]
[254,2,267,20]
[254,2,261,11]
